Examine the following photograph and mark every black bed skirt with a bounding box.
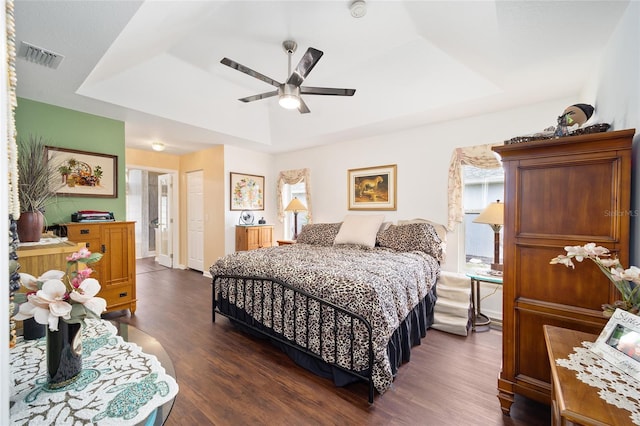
[229,284,438,390]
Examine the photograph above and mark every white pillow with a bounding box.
[334,214,385,247]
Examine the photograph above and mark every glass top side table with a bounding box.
[466,272,503,332]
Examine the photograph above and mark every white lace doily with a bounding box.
[9,319,179,425]
[556,341,640,425]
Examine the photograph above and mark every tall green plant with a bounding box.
[17,135,63,213]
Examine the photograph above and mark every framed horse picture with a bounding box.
[347,164,396,210]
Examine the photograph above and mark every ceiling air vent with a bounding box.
[17,41,64,69]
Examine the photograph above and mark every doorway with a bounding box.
[126,167,178,266]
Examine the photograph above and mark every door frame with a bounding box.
[157,173,174,268]
[126,164,179,268]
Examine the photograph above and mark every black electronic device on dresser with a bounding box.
[71,210,115,222]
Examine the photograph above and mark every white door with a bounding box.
[157,173,173,268]
[187,170,204,271]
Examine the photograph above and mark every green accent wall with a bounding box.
[15,98,126,226]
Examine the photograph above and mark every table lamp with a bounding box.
[473,200,504,272]
[284,197,307,240]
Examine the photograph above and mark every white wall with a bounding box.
[587,1,640,265]
[223,145,275,255]
[274,96,574,265]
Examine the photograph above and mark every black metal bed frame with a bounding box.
[212,274,375,403]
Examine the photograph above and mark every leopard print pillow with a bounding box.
[296,223,342,246]
[376,223,444,261]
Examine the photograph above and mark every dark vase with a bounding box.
[46,321,83,388]
[23,317,46,340]
[16,211,44,243]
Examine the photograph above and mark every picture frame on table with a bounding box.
[230,172,264,211]
[590,308,640,382]
[347,164,397,210]
[45,146,118,198]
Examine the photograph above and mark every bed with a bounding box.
[210,218,443,403]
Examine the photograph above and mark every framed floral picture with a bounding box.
[590,308,640,382]
[45,146,118,198]
[230,172,264,210]
[347,164,397,210]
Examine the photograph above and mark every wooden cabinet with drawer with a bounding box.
[64,222,137,314]
[235,225,273,251]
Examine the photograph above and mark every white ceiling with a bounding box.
[14,1,630,155]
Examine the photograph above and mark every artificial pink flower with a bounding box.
[66,247,91,262]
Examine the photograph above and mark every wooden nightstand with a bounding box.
[277,240,296,246]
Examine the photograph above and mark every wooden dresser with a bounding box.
[64,222,137,314]
[235,225,273,251]
[493,129,634,414]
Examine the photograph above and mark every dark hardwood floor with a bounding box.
[109,258,550,425]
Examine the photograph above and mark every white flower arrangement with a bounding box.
[551,243,640,317]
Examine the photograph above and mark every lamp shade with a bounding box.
[285,197,307,212]
[473,200,504,226]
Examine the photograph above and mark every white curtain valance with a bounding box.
[277,168,312,223]
[447,143,502,230]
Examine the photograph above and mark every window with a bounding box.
[463,166,504,270]
[282,181,308,240]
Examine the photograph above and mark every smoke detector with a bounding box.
[350,0,367,18]
[17,41,64,69]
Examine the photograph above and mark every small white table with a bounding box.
[466,272,503,331]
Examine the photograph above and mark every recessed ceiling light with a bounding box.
[350,0,367,18]
[151,142,165,152]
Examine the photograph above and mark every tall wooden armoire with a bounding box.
[493,128,634,414]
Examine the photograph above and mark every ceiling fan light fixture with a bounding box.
[278,84,301,109]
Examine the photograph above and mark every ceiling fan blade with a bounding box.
[298,97,310,114]
[220,57,281,88]
[238,90,278,103]
[286,47,323,87]
[300,87,356,96]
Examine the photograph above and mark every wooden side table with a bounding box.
[277,240,296,246]
[544,325,633,425]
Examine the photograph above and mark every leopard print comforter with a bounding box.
[210,243,440,394]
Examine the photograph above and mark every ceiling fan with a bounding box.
[220,40,356,114]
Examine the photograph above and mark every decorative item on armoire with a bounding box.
[12,248,106,387]
[551,243,640,317]
[554,103,595,138]
[504,103,610,145]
